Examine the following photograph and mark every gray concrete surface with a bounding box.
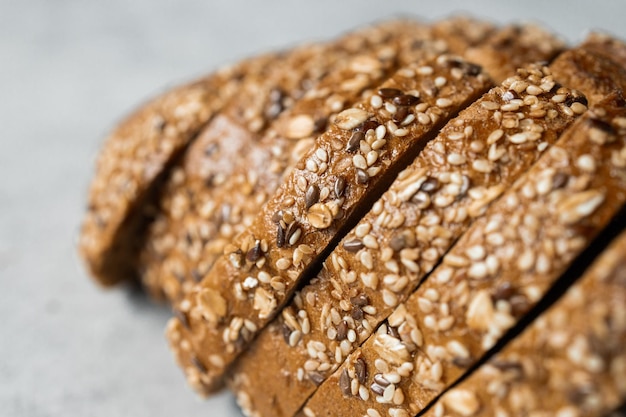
[1,1,625,416]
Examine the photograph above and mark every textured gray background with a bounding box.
[2,1,625,416]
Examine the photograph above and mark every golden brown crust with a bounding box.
[424,228,626,417]
[464,24,565,83]
[550,48,626,106]
[230,62,583,417]
[298,93,626,417]
[430,16,497,55]
[166,55,493,394]
[582,32,626,70]
[79,51,278,286]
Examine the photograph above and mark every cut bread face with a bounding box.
[229,59,588,417]
[138,20,439,303]
[166,53,493,394]
[422,225,626,417]
[297,92,626,417]
[165,22,566,396]
[79,18,431,289]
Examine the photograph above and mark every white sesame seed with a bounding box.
[434,76,447,88]
[500,102,520,112]
[383,384,395,402]
[447,153,467,166]
[468,262,488,279]
[371,126,385,142]
[570,102,587,114]
[359,385,370,401]
[375,359,389,373]
[347,329,357,343]
[353,154,367,170]
[315,148,328,162]
[289,330,302,347]
[401,114,415,126]
[370,95,383,109]
[508,132,528,144]
[366,151,379,166]
[360,251,374,270]
[417,65,434,75]
[367,408,381,417]
[576,154,596,173]
[481,101,499,110]
[472,159,492,173]
[431,362,443,381]
[436,98,453,108]
[417,112,431,125]
[371,139,386,150]
[363,235,378,249]
[526,84,543,96]
[355,223,371,238]
[394,128,409,137]
[382,289,398,307]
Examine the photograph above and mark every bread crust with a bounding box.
[79,51,278,286]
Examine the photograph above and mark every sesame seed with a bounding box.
[366,151,379,166]
[481,101,499,110]
[359,385,370,401]
[370,95,383,109]
[526,84,543,96]
[288,227,302,246]
[576,154,596,173]
[436,98,453,108]
[394,128,409,137]
[417,65,434,75]
[447,153,467,165]
[353,154,367,170]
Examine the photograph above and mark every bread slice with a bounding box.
[166,54,493,394]
[297,92,626,417]
[140,17,544,305]
[165,20,562,396]
[138,19,437,302]
[79,51,278,286]
[423,227,626,417]
[229,60,585,417]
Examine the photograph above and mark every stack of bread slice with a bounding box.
[79,16,626,417]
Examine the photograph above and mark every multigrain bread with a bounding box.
[79,51,278,286]
[139,19,561,305]
[166,54,493,393]
[297,92,626,417]
[229,45,626,417]
[422,228,626,417]
[138,19,438,302]
[80,18,431,291]
[77,17,626,417]
[163,21,561,391]
[229,58,588,417]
